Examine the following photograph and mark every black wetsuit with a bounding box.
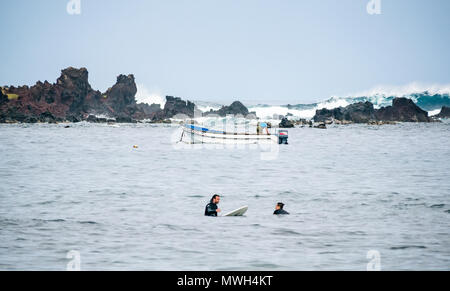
[205,203,219,216]
[274,209,290,215]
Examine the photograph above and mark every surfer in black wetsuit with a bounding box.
[274,202,290,215]
[205,194,221,217]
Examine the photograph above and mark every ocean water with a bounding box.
[0,122,449,271]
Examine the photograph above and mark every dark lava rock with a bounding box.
[66,115,82,123]
[1,70,254,123]
[136,103,161,116]
[24,116,39,123]
[313,107,344,123]
[279,118,295,128]
[205,101,249,117]
[86,115,109,123]
[314,123,327,129]
[375,98,430,122]
[154,96,196,119]
[115,116,137,123]
[314,102,376,123]
[0,67,164,123]
[131,103,162,121]
[103,74,137,115]
[342,102,377,123]
[0,89,8,105]
[436,106,450,118]
[313,98,431,123]
[57,67,92,115]
[39,111,57,123]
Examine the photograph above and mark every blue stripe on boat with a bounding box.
[185,124,224,134]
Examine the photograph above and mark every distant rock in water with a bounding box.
[152,96,197,119]
[279,117,295,128]
[314,102,377,124]
[313,98,431,124]
[314,123,327,129]
[343,102,377,123]
[204,101,249,117]
[313,108,343,123]
[435,106,450,118]
[375,98,430,122]
[0,67,171,123]
[134,103,162,120]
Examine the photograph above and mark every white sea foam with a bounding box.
[247,83,450,120]
[135,84,166,107]
[94,114,114,120]
[348,82,450,99]
[194,101,223,113]
[428,109,441,117]
[248,98,352,120]
[144,83,450,121]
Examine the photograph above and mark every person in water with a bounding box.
[205,194,221,217]
[274,202,290,215]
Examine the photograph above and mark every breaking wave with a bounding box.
[249,84,450,119]
[144,83,450,120]
[136,84,166,107]
[194,100,223,112]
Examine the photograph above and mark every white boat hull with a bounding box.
[180,126,278,145]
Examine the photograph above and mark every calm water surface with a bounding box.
[0,122,449,270]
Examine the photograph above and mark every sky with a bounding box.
[0,0,449,105]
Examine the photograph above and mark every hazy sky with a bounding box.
[1,0,449,104]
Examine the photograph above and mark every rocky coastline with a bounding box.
[203,101,253,117]
[0,67,153,124]
[1,67,449,125]
[312,98,445,125]
[0,67,252,124]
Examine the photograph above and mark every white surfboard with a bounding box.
[223,206,248,217]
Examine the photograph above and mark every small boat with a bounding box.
[180,124,288,145]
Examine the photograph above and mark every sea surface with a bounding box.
[0,122,449,271]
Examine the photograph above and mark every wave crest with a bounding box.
[249,84,450,119]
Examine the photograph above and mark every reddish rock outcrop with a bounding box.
[0,67,166,123]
